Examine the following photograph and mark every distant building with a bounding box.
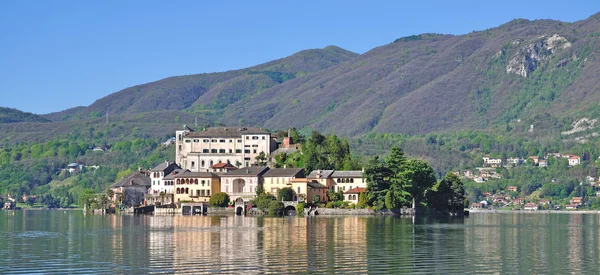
[538,159,547,167]
[344,187,365,204]
[507,186,518,192]
[565,204,579,210]
[471,202,484,209]
[149,161,181,196]
[513,198,525,205]
[109,170,151,206]
[330,170,367,192]
[263,168,305,195]
[220,167,270,202]
[173,171,220,203]
[566,154,581,166]
[524,203,539,211]
[210,162,239,173]
[571,197,584,205]
[506,158,523,166]
[528,156,539,165]
[483,157,503,167]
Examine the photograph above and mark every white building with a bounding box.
[482,157,502,167]
[220,167,270,201]
[149,161,181,195]
[175,126,277,172]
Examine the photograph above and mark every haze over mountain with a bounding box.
[3,12,600,143]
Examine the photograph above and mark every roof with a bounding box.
[263,168,304,178]
[331,170,364,178]
[211,162,238,169]
[183,127,269,138]
[110,172,151,188]
[150,161,179,172]
[164,169,188,180]
[174,171,219,178]
[524,203,538,207]
[307,170,334,179]
[68,163,79,167]
[307,181,327,189]
[220,166,270,177]
[345,187,366,194]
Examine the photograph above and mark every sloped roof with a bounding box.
[307,170,334,179]
[150,161,180,172]
[307,181,327,189]
[184,127,269,138]
[345,187,366,194]
[110,172,151,188]
[331,170,364,178]
[173,171,219,178]
[211,162,238,169]
[164,169,188,180]
[263,168,304,178]
[221,166,270,177]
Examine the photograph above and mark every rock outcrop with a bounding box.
[506,34,572,77]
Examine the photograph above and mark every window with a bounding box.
[201,190,205,197]
[211,149,217,153]
[207,190,210,196]
[178,145,182,150]
[244,157,250,160]
[244,150,250,154]
[201,160,205,167]
[211,139,217,142]
[237,139,242,143]
[252,145,258,147]
[236,149,242,153]
[195,179,198,184]
[203,139,209,142]
[201,180,205,186]
[245,145,251,147]
[245,136,249,140]
[219,139,226,143]
[219,149,225,153]
[197,190,201,197]
[193,139,199,143]
[191,161,195,168]
[298,187,301,194]
[229,139,233,143]
[262,136,265,140]
[203,149,209,153]
[253,149,257,153]
[252,136,259,140]
[210,160,213,166]
[185,139,191,143]
[229,149,233,153]
[177,179,180,184]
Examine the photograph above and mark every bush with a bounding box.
[209,192,230,207]
[268,201,284,216]
[254,193,276,210]
[325,202,334,208]
[277,187,296,201]
[296,202,305,214]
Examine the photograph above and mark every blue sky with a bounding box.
[1,1,599,114]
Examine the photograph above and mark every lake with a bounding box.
[1,211,599,274]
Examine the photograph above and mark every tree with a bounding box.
[255,185,265,196]
[254,193,276,210]
[209,192,230,207]
[403,159,436,208]
[277,187,296,201]
[79,189,96,209]
[267,201,284,216]
[255,151,267,166]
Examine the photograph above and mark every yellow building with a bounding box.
[306,170,335,190]
[330,170,367,192]
[173,171,220,203]
[291,178,328,203]
[262,168,305,195]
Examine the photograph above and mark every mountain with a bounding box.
[4,13,600,144]
[0,107,50,123]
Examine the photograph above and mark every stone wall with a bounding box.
[315,207,415,216]
[207,207,235,215]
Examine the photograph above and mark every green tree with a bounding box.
[209,192,230,207]
[403,159,436,207]
[277,187,296,201]
[253,193,276,210]
[267,201,284,216]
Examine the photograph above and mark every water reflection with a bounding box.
[2,211,600,274]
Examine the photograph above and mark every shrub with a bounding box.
[254,193,276,210]
[277,187,296,201]
[313,195,320,204]
[325,202,334,208]
[268,201,284,216]
[209,192,230,207]
[296,202,305,214]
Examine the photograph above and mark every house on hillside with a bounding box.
[571,197,584,205]
[528,156,539,165]
[506,158,523,166]
[483,157,503,167]
[507,186,518,192]
[566,154,581,166]
[538,159,547,167]
[524,203,539,211]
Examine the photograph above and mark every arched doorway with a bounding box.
[233,179,246,193]
[236,206,244,215]
[235,197,245,216]
[285,205,297,216]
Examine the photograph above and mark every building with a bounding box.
[175,126,277,172]
[173,171,220,203]
[571,197,584,205]
[307,170,335,190]
[524,203,539,211]
[109,170,151,206]
[330,170,367,193]
[471,202,484,209]
[566,154,581,166]
[528,156,539,165]
[262,168,305,195]
[507,186,518,192]
[506,158,523,166]
[344,187,365,204]
[67,162,81,173]
[290,178,329,203]
[210,162,239,173]
[220,166,270,201]
[538,159,547,167]
[513,198,525,205]
[565,204,579,210]
[149,161,181,196]
[539,199,551,205]
[483,157,503,167]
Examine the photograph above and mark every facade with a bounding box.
[471,202,484,209]
[109,171,151,206]
[220,167,270,201]
[507,186,518,192]
[330,170,367,193]
[149,161,181,195]
[566,154,581,166]
[306,170,335,190]
[483,157,503,167]
[524,203,539,211]
[173,171,220,203]
[263,168,305,195]
[175,126,277,172]
[344,187,365,204]
[210,162,239,173]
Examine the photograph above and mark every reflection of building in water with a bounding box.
[147,215,174,270]
[567,214,583,271]
[172,216,260,274]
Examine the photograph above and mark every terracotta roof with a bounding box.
[345,187,366,194]
[183,127,269,138]
[211,162,238,169]
[263,168,305,178]
[524,203,538,208]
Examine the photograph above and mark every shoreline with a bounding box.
[469,209,600,214]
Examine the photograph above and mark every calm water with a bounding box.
[1,211,599,274]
